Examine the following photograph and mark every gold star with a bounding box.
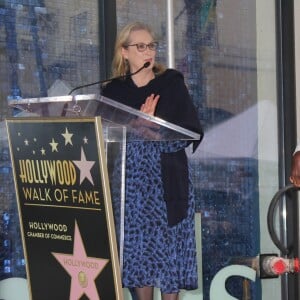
[62,127,73,146]
[49,138,58,152]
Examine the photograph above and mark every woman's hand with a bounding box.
[290,151,300,187]
[140,94,160,116]
[126,94,161,140]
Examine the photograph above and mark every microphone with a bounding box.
[68,61,151,95]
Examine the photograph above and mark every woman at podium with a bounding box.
[101,21,203,300]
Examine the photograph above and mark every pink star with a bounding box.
[52,222,109,300]
[73,147,95,185]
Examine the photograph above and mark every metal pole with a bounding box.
[275,0,298,298]
[166,0,175,68]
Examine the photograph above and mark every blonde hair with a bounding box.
[111,22,166,77]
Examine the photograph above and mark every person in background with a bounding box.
[101,21,203,300]
[290,144,300,187]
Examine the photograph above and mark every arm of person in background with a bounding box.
[290,143,300,187]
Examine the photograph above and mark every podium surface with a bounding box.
[9,94,201,142]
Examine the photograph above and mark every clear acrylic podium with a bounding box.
[9,92,201,266]
[7,94,202,299]
[9,93,201,141]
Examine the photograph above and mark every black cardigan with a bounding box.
[101,68,203,226]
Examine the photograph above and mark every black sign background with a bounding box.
[6,117,122,300]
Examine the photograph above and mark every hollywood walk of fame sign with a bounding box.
[6,117,123,300]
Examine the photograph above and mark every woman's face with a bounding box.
[122,29,156,73]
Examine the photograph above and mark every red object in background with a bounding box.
[271,258,287,275]
[262,256,300,276]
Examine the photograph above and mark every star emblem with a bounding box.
[52,222,109,300]
[49,138,58,152]
[62,127,74,146]
[73,147,95,185]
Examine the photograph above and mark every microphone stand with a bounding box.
[68,62,150,95]
[62,62,150,116]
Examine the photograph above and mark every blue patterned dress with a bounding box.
[101,69,203,293]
